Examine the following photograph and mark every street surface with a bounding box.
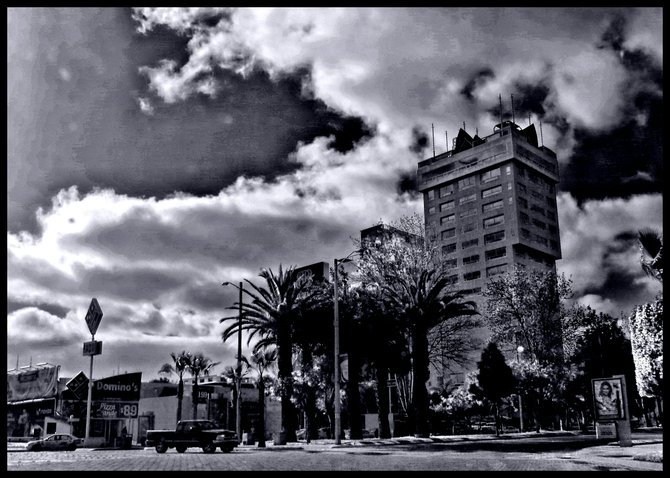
[7,435,663,471]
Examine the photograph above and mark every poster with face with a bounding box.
[592,377,625,420]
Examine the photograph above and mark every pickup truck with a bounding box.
[146,420,238,453]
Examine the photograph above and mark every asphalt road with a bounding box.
[6,439,663,471]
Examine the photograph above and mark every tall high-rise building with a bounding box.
[417,119,562,388]
[418,120,561,297]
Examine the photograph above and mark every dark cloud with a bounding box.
[510,83,550,119]
[558,92,662,203]
[397,172,419,198]
[7,301,70,318]
[460,67,495,101]
[409,126,429,155]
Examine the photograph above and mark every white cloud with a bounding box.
[137,96,154,115]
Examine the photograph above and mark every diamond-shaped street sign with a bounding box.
[66,371,89,400]
[85,298,104,336]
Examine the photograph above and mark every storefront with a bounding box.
[7,363,60,439]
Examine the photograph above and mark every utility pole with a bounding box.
[237,282,243,444]
[333,258,342,445]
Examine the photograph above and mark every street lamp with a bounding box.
[222,281,244,444]
[333,250,360,445]
[516,345,525,433]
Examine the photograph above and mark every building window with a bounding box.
[550,240,558,250]
[458,176,476,190]
[442,243,457,254]
[482,185,502,198]
[440,201,455,212]
[518,183,527,194]
[521,228,530,238]
[531,190,543,200]
[485,247,506,260]
[428,206,436,215]
[444,258,458,269]
[440,214,455,225]
[441,228,456,240]
[484,230,505,244]
[464,271,481,281]
[532,219,546,229]
[546,210,556,221]
[462,238,479,249]
[487,264,507,277]
[508,197,513,204]
[480,167,501,183]
[531,204,545,216]
[460,287,482,295]
[520,212,529,224]
[535,235,548,246]
[518,166,525,177]
[482,200,503,213]
[546,196,556,208]
[461,221,476,233]
[446,274,458,285]
[439,184,454,198]
[506,165,512,175]
[459,193,477,205]
[483,214,505,229]
[427,189,435,201]
[519,197,528,209]
[463,254,480,265]
[528,171,539,184]
[548,224,557,234]
[460,207,478,218]
[507,182,513,190]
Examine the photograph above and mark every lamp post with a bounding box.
[223,281,244,444]
[516,345,524,433]
[333,250,359,445]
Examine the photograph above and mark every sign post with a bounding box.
[83,298,103,446]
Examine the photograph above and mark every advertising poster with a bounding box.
[7,365,60,402]
[592,377,625,421]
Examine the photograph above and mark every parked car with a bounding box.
[146,420,238,454]
[26,434,80,451]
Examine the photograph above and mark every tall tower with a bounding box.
[417,119,561,387]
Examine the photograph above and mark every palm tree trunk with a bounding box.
[192,375,199,420]
[177,376,184,424]
[257,379,266,447]
[411,326,430,438]
[278,318,297,442]
[375,361,392,439]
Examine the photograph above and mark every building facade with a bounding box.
[417,120,562,386]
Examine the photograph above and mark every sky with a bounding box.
[7,7,663,381]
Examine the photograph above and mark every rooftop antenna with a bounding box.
[29,356,32,368]
[15,354,19,370]
[539,120,544,147]
[431,123,435,158]
[463,121,466,132]
[511,94,515,126]
[498,94,503,136]
[445,130,448,152]
[475,126,478,136]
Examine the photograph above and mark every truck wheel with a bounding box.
[220,446,234,453]
[155,439,168,454]
[202,442,216,453]
[176,446,187,453]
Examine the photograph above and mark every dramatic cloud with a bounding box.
[556,192,663,317]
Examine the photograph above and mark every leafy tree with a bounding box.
[188,353,219,420]
[638,229,663,283]
[630,299,663,400]
[159,351,192,425]
[483,265,572,365]
[355,215,479,438]
[220,265,322,442]
[469,342,516,436]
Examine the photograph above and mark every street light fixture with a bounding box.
[516,345,525,433]
[333,249,360,445]
[222,281,244,444]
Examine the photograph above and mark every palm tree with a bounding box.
[221,361,250,433]
[159,351,192,425]
[188,353,219,420]
[639,229,663,283]
[384,269,478,437]
[221,265,321,442]
[249,347,277,447]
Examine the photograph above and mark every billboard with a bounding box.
[92,372,142,402]
[7,365,60,402]
[592,376,625,421]
[91,401,139,419]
